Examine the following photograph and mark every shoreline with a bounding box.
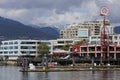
[20,68,120,72]
[1,60,120,72]
[20,65,120,72]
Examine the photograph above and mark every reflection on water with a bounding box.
[22,72,29,80]
[21,71,50,80]
[0,66,120,80]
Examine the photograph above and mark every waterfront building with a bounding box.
[71,30,120,61]
[60,20,110,39]
[0,39,51,60]
[0,39,79,60]
[70,19,120,62]
[51,38,79,49]
[89,34,120,45]
[71,43,120,60]
[71,33,120,60]
[51,38,80,57]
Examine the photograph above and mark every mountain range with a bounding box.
[0,16,120,40]
[0,16,59,40]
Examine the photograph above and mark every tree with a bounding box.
[60,44,71,51]
[74,40,85,45]
[37,43,50,56]
[37,43,50,69]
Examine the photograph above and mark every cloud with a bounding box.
[0,0,120,27]
[27,0,99,25]
[94,0,120,25]
[0,0,83,10]
[37,1,99,25]
[0,8,29,23]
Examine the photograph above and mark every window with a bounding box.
[114,36,118,40]
[4,42,8,45]
[109,36,112,40]
[14,46,18,49]
[0,47,3,50]
[14,41,18,44]
[21,42,25,44]
[4,51,8,54]
[9,42,13,44]
[21,51,27,54]
[0,52,3,54]
[21,46,28,49]
[58,41,64,44]
[9,46,13,49]
[4,47,8,50]
[92,37,96,39]
[14,51,18,54]
[32,46,36,49]
[21,41,36,44]
[30,51,36,54]
[9,51,13,54]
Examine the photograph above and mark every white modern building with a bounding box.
[51,38,79,48]
[0,39,52,60]
[89,34,120,45]
[0,39,79,60]
[60,20,110,39]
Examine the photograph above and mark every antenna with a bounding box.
[100,6,110,63]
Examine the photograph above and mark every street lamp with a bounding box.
[42,54,48,70]
[72,48,77,66]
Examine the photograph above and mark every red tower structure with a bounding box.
[100,6,110,63]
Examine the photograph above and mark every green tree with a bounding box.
[60,44,71,51]
[37,43,50,69]
[37,43,50,56]
[74,40,84,45]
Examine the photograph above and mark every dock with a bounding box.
[20,65,120,72]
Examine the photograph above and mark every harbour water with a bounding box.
[0,66,120,80]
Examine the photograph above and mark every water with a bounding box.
[0,66,120,80]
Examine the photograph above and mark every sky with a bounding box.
[0,0,119,27]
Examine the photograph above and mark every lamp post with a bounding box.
[72,48,77,67]
[43,54,48,70]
